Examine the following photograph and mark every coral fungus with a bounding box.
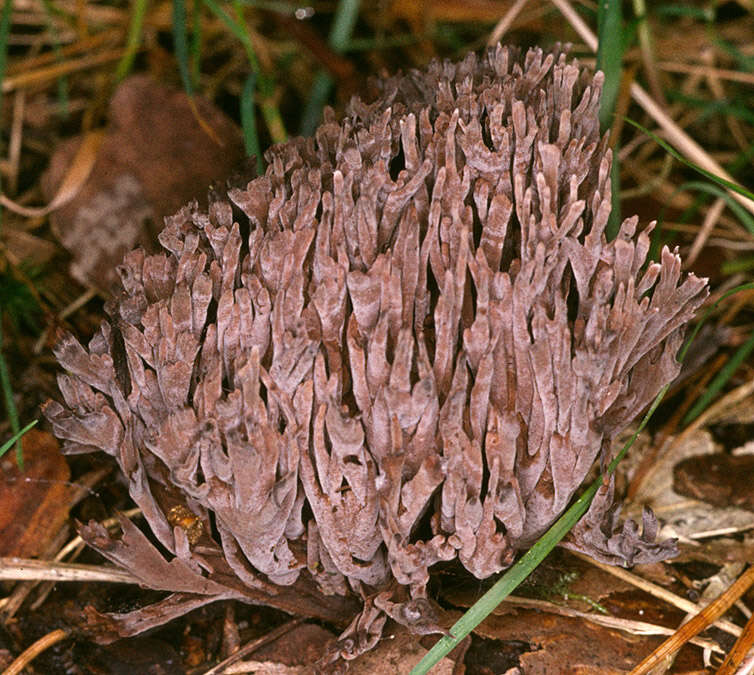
[44,44,708,662]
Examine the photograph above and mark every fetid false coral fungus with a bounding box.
[44,43,708,664]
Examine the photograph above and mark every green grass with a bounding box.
[0,0,22,468]
[115,0,149,82]
[596,0,625,240]
[299,0,361,136]
[172,0,194,95]
[0,420,38,462]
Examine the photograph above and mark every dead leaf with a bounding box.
[0,430,75,558]
[470,609,662,675]
[626,429,754,540]
[252,623,336,669]
[42,75,244,291]
[673,452,754,511]
[349,625,456,674]
[1,227,58,267]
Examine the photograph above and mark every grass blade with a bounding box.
[624,117,754,201]
[0,419,38,462]
[329,0,360,52]
[201,0,258,67]
[173,0,193,95]
[682,327,754,426]
[596,0,623,131]
[596,0,624,240]
[115,0,149,82]
[299,0,361,136]
[190,0,203,87]
[0,320,22,467]
[241,72,263,174]
[676,181,754,235]
[202,0,286,146]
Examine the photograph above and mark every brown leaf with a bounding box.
[673,452,754,511]
[348,625,456,674]
[0,430,74,558]
[252,624,337,668]
[473,610,661,675]
[627,429,754,539]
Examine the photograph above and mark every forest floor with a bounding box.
[1,1,754,673]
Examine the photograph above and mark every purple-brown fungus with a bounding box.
[44,44,708,661]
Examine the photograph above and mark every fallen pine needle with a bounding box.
[2,628,70,675]
[629,566,754,674]
[502,596,725,655]
[715,609,754,675]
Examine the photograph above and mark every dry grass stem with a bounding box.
[657,62,754,86]
[549,0,754,219]
[0,558,140,584]
[7,90,25,195]
[686,198,727,268]
[716,611,754,675]
[487,0,530,46]
[2,49,126,93]
[632,0,666,106]
[200,619,304,675]
[681,375,754,434]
